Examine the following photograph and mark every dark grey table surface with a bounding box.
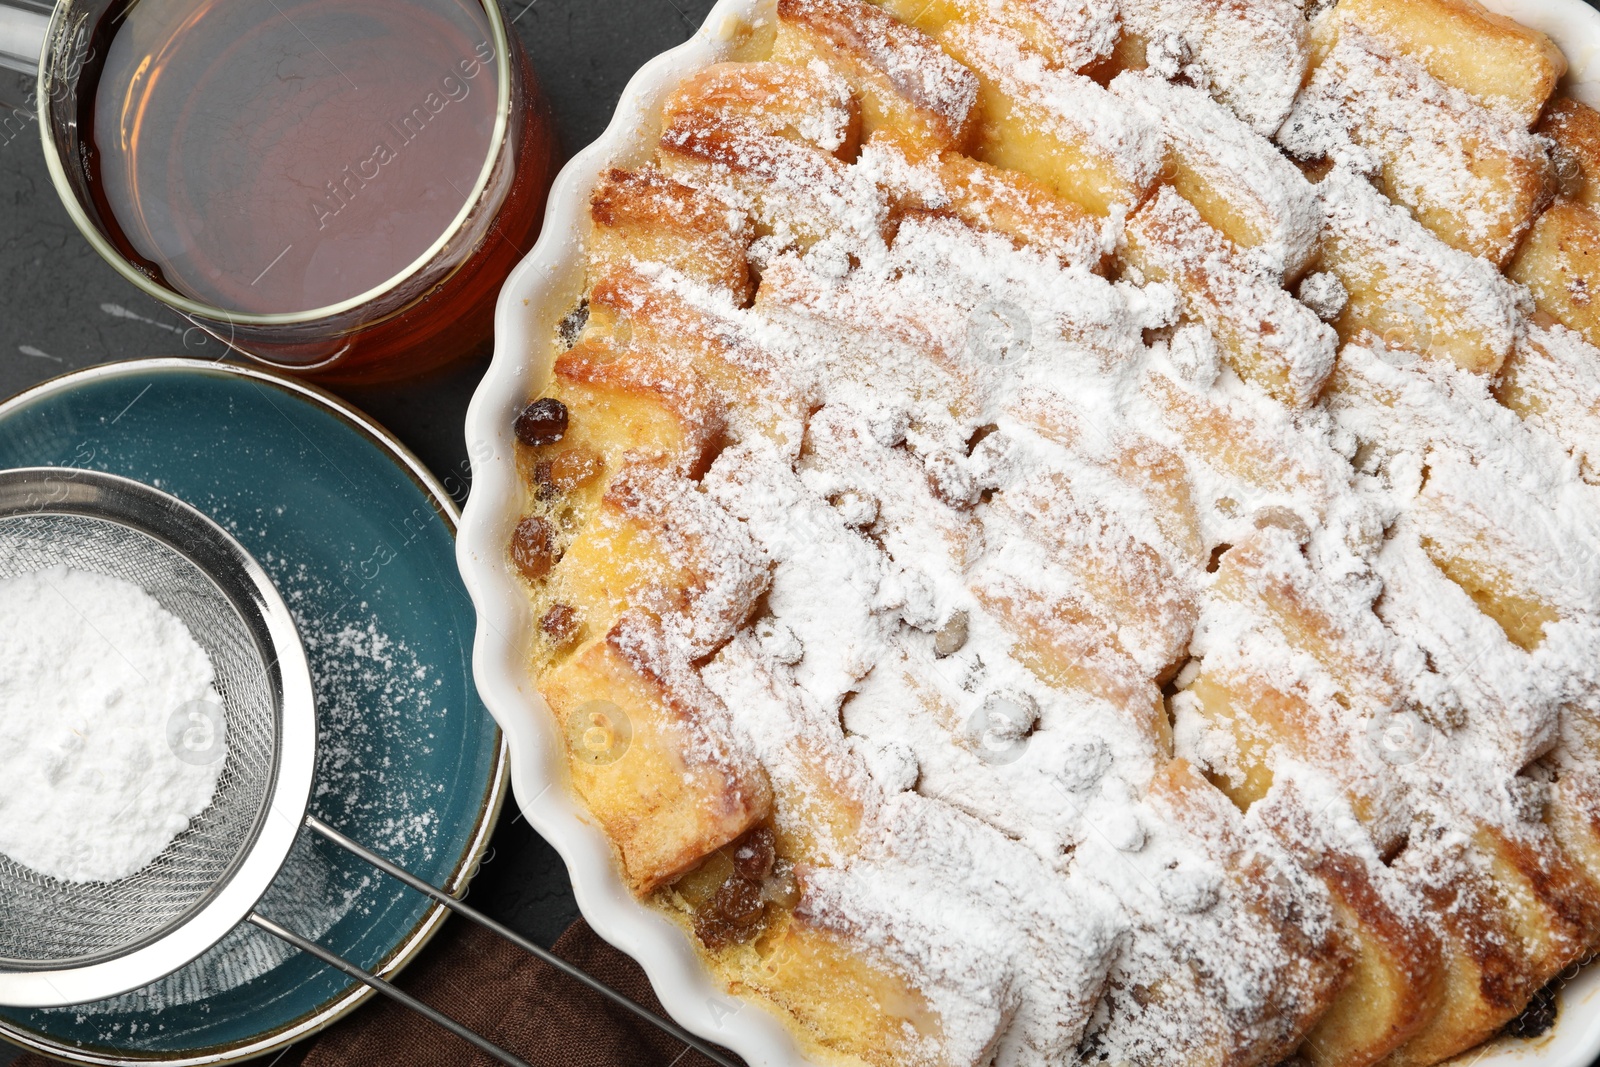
[5,3,1600,1065]
[0,1,713,1062]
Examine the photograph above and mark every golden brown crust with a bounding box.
[735,911,948,1067]
[1379,819,1599,1067]
[663,61,862,158]
[1123,189,1336,409]
[1302,873,1446,1067]
[1321,0,1566,126]
[1510,199,1600,350]
[774,0,978,151]
[1541,98,1600,210]
[552,339,727,477]
[588,168,753,301]
[542,619,773,893]
[1143,761,1355,1067]
[1546,767,1600,954]
[940,20,1168,216]
[877,0,1117,72]
[872,131,1110,270]
[657,116,880,248]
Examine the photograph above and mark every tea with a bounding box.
[79,0,506,317]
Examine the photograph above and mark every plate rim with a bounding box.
[0,357,511,1066]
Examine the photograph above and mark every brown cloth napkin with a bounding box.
[14,920,744,1067]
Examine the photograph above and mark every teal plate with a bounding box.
[0,359,508,1065]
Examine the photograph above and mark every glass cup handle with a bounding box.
[0,0,46,116]
[0,1,49,85]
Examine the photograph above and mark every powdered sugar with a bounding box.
[566,233,1349,1057]
[1111,70,1322,281]
[1502,323,1600,484]
[42,557,456,1016]
[1117,0,1311,134]
[532,1,1600,1060]
[1281,27,1552,263]
[0,567,223,884]
[1006,0,1121,71]
[1122,185,1337,407]
[1313,165,1523,373]
[946,21,1169,202]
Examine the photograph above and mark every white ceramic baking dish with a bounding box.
[457,2,1600,1063]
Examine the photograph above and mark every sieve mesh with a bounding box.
[0,513,279,967]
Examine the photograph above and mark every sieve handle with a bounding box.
[305,815,743,1067]
[246,911,534,1067]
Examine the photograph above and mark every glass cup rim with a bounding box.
[34,0,518,331]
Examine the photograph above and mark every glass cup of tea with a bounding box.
[0,0,559,384]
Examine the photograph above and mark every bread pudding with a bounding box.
[506,0,1600,1063]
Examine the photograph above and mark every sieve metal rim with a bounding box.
[0,466,318,1008]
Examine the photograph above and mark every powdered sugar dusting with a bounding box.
[1281,26,1552,263]
[950,20,1169,200]
[1502,322,1600,484]
[1117,0,1311,134]
[1111,70,1322,281]
[527,1,1600,1061]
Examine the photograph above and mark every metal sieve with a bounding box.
[0,468,738,1067]
[0,466,315,1008]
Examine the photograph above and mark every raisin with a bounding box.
[713,876,766,927]
[933,611,969,657]
[514,398,569,447]
[547,446,603,492]
[1505,981,1559,1039]
[557,301,589,349]
[510,516,555,580]
[540,603,580,643]
[694,877,767,950]
[693,912,741,951]
[731,826,775,883]
[532,459,557,500]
